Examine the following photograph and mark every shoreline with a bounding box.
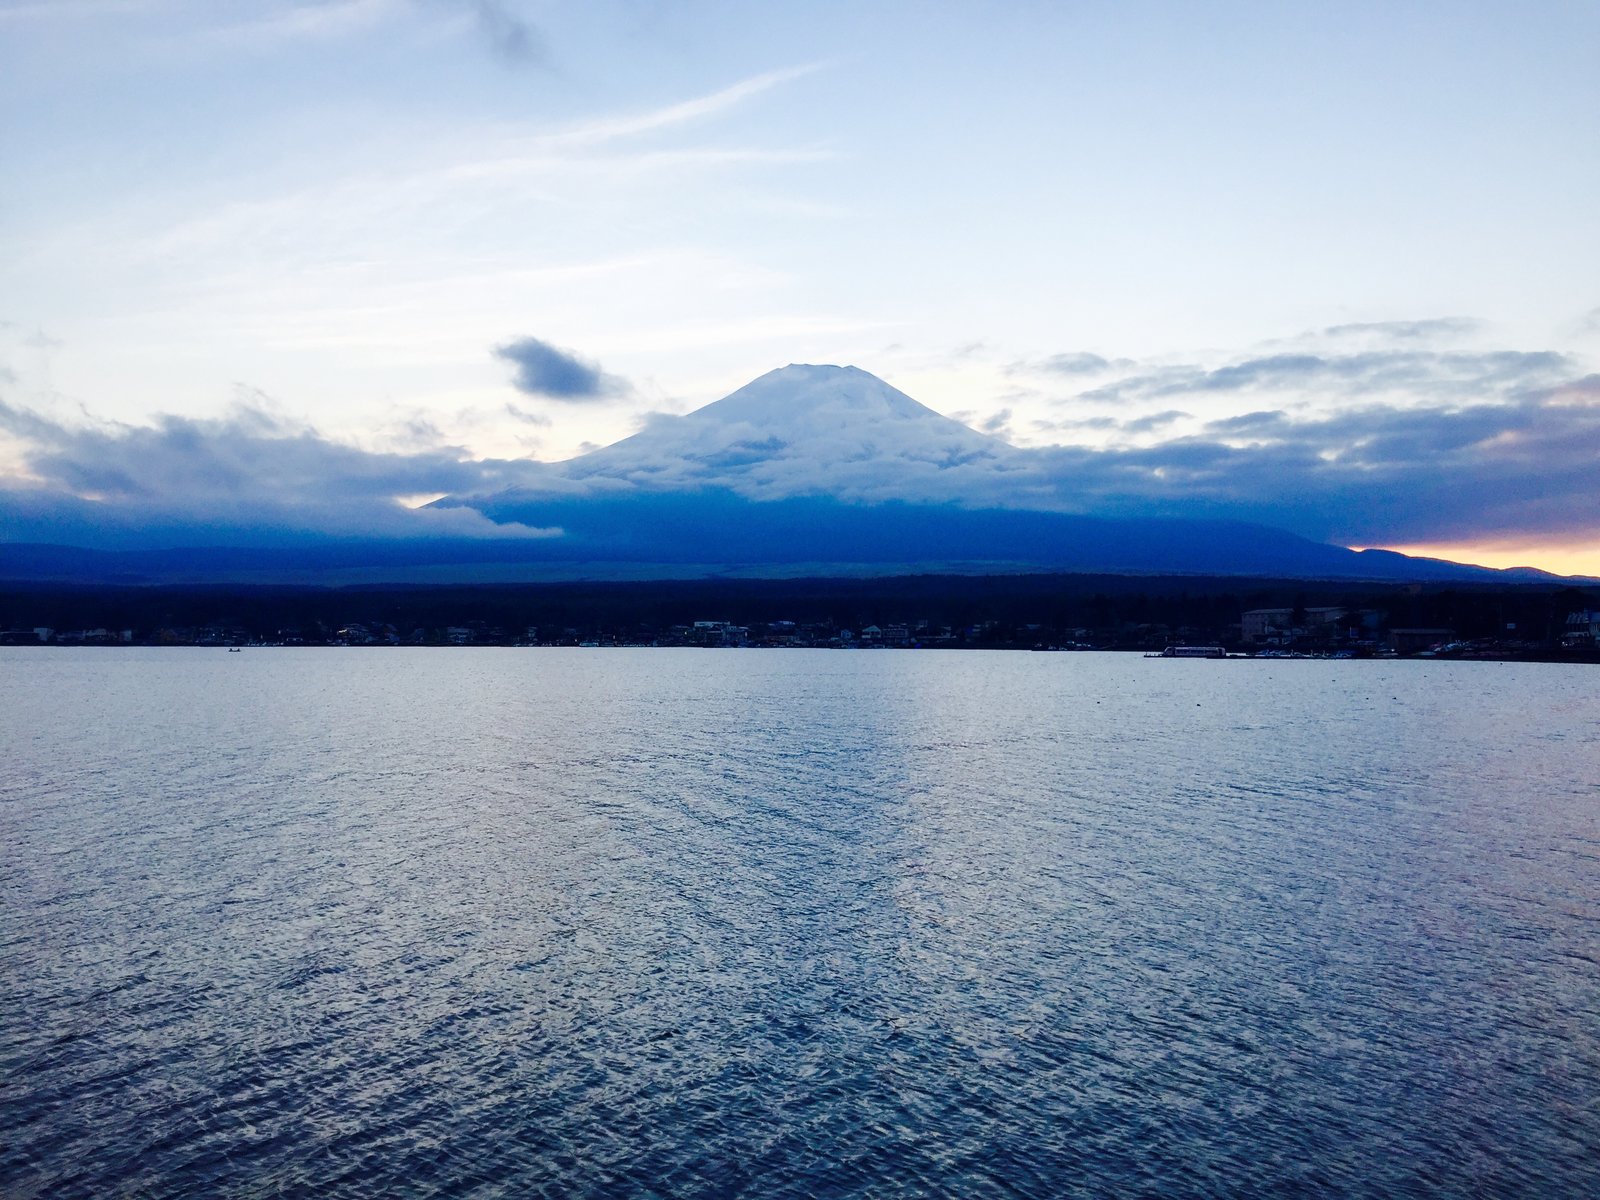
[5,642,1597,665]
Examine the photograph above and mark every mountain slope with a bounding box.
[473,364,1032,506]
[421,364,1572,584]
[4,364,1583,585]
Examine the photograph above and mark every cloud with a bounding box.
[504,401,552,426]
[1008,351,1138,378]
[95,1,551,69]
[1033,352,1111,375]
[1120,409,1189,434]
[1189,354,1326,391]
[1031,415,1118,434]
[435,0,546,66]
[1204,409,1287,435]
[4,338,1596,561]
[0,399,558,545]
[1320,317,1486,341]
[546,61,829,148]
[21,328,62,350]
[1076,349,1573,405]
[183,0,397,51]
[1029,378,1600,545]
[396,414,447,444]
[0,0,154,21]
[494,337,628,402]
[480,353,1600,551]
[1543,374,1600,403]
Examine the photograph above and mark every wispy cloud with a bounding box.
[19,0,551,66]
[0,0,159,21]
[93,59,832,277]
[1121,409,1189,434]
[182,0,398,51]
[1017,351,1135,377]
[1072,349,1573,406]
[546,61,830,148]
[1319,317,1486,341]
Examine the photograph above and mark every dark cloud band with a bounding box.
[2,355,1596,554]
[0,400,553,545]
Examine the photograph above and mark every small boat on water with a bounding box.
[1147,645,1227,658]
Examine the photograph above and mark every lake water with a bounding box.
[2,648,1598,1198]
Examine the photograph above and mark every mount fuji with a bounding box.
[2,364,1561,584]
[471,364,1029,506]
[431,364,1525,582]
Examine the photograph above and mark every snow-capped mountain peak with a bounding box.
[549,364,1017,502]
[692,364,950,425]
[429,364,1542,584]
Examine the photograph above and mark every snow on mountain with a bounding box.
[420,364,1557,583]
[4,362,1558,583]
[481,364,1037,505]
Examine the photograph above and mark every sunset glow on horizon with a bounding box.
[1371,541,1600,581]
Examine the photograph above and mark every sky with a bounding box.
[2,0,1598,573]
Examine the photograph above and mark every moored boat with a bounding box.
[1147,645,1227,658]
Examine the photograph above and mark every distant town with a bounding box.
[3,574,1597,661]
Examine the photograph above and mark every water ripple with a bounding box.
[2,648,1598,1197]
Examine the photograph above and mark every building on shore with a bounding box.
[1563,610,1600,646]
[1241,607,1349,643]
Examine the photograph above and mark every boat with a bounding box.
[1147,645,1227,658]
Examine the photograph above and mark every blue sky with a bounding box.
[2,0,1598,571]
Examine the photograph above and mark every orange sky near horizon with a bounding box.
[1364,541,1600,581]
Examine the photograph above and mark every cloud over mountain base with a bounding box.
[2,350,1597,578]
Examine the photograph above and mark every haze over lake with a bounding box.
[3,648,1598,1197]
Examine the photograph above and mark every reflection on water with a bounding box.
[2,648,1598,1197]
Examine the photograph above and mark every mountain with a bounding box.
[553,364,1017,501]
[447,363,1027,509]
[0,365,1581,584]
[431,364,1555,584]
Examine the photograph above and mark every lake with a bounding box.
[2,648,1597,1197]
